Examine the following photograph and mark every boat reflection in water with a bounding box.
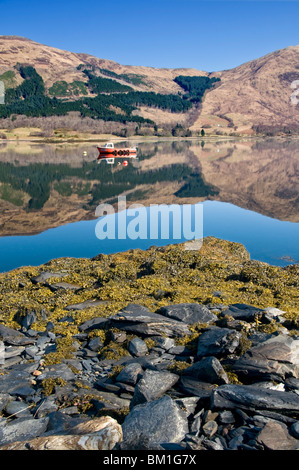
[97,153,139,167]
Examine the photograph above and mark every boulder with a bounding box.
[130,369,179,408]
[183,356,229,385]
[128,337,148,357]
[116,363,143,386]
[122,395,189,444]
[231,335,299,382]
[221,303,264,322]
[257,421,299,450]
[197,327,241,358]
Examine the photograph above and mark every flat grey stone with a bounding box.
[48,282,81,292]
[109,304,191,338]
[31,272,67,284]
[130,369,179,408]
[211,384,299,413]
[221,303,264,322]
[5,400,33,418]
[36,363,75,382]
[151,336,175,351]
[159,303,217,325]
[88,337,103,352]
[122,395,189,444]
[179,376,216,399]
[4,346,25,359]
[0,417,49,446]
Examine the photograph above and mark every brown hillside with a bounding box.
[0,36,207,95]
[192,45,299,133]
[0,36,298,132]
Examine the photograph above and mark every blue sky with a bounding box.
[1,0,298,71]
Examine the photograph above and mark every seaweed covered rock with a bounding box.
[0,239,298,451]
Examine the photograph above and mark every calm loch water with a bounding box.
[0,138,298,272]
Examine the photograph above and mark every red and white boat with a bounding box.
[97,142,137,156]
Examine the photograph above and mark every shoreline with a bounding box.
[1,132,299,145]
[0,237,298,451]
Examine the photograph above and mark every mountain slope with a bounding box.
[0,36,298,134]
[0,36,207,95]
[192,45,299,133]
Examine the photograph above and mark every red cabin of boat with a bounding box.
[97,142,137,156]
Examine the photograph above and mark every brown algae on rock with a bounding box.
[0,237,298,364]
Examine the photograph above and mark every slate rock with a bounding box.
[221,303,264,322]
[4,346,25,359]
[21,311,37,330]
[31,271,67,284]
[159,303,217,325]
[0,363,39,394]
[130,369,179,408]
[95,379,121,393]
[151,336,175,351]
[0,417,49,446]
[211,384,299,414]
[88,337,103,352]
[257,421,299,450]
[179,376,216,400]
[197,326,241,358]
[47,282,81,292]
[183,356,229,385]
[0,325,33,346]
[128,337,148,357]
[122,395,189,444]
[116,363,143,386]
[232,335,299,382]
[109,304,191,337]
[36,363,76,382]
[5,400,33,418]
[65,299,106,311]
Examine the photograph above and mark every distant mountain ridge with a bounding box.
[0,36,298,135]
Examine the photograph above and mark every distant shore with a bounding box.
[1,127,299,144]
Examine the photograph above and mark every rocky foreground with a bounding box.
[0,238,298,450]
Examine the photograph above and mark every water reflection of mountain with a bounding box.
[0,138,298,236]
